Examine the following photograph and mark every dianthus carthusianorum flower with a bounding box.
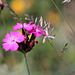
[29,25,46,37]
[2,14,55,53]
[13,22,46,37]
[2,31,24,51]
[13,23,35,31]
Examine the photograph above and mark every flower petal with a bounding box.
[2,33,10,42]
[10,31,20,37]
[2,43,10,51]
[41,32,46,36]
[24,23,35,31]
[34,32,42,37]
[62,0,71,3]
[45,27,48,35]
[47,36,55,39]
[16,34,24,43]
[13,23,23,30]
[50,27,54,34]
[10,42,19,51]
[43,36,47,43]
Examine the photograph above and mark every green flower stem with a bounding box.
[24,54,30,75]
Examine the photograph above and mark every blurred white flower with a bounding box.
[43,27,55,43]
[39,16,43,27]
[62,0,71,3]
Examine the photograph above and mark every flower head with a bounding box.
[2,31,24,51]
[13,23,35,31]
[13,23,23,30]
[29,25,46,37]
[24,23,35,31]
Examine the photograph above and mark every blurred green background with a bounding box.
[0,0,75,75]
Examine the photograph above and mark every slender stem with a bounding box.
[51,0,75,34]
[1,13,6,29]
[24,54,30,75]
[47,38,72,75]
[4,0,22,23]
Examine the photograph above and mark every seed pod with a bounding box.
[64,42,68,47]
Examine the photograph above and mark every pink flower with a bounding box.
[13,23,35,31]
[2,31,24,51]
[29,25,46,37]
[13,23,22,30]
[24,23,35,31]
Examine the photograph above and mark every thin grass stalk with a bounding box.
[1,12,6,29]
[51,0,75,34]
[24,54,30,75]
[1,11,6,64]
[47,38,72,75]
[50,0,73,74]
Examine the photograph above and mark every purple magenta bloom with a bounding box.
[24,23,35,31]
[13,23,23,30]
[13,23,35,31]
[2,31,24,51]
[29,25,46,37]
